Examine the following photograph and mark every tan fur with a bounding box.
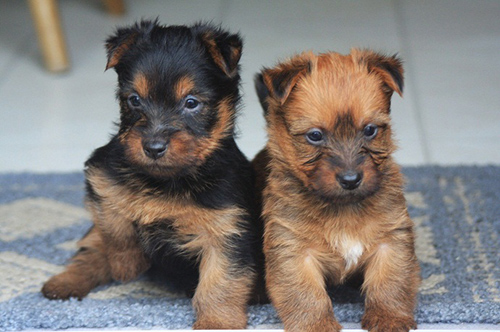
[73,167,253,328]
[190,97,235,165]
[192,247,254,329]
[43,164,254,327]
[43,22,255,330]
[43,89,250,329]
[201,33,241,78]
[105,33,137,70]
[86,167,245,250]
[118,97,235,178]
[255,49,420,332]
[174,76,195,101]
[133,73,149,98]
[42,227,112,299]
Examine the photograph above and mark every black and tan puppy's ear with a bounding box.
[355,49,404,97]
[198,25,243,78]
[257,54,311,107]
[105,19,158,70]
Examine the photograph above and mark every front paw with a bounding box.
[42,272,93,300]
[109,248,150,282]
[362,311,416,332]
[291,318,342,332]
[193,314,247,330]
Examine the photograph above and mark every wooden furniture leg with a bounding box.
[103,0,126,15]
[28,0,70,73]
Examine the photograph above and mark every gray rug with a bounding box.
[0,166,499,330]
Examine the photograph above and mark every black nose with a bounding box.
[337,171,362,190]
[143,140,167,160]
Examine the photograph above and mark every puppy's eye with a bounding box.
[363,124,378,139]
[306,128,324,145]
[185,98,199,109]
[128,94,141,108]
[184,96,201,111]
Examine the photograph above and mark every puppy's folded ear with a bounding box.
[257,54,312,108]
[198,25,243,78]
[105,19,157,70]
[355,49,404,97]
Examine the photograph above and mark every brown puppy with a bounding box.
[253,49,420,332]
[41,20,263,329]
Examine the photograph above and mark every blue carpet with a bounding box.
[0,166,499,330]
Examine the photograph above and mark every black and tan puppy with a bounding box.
[254,49,420,332]
[42,20,262,329]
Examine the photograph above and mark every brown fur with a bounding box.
[46,166,254,325]
[118,95,235,179]
[192,251,253,329]
[201,32,242,78]
[133,72,149,98]
[174,75,195,101]
[42,227,112,300]
[254,49,420,332]
[104,35,134,70]
[42,166,255,316]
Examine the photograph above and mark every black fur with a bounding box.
[85,20,263,298]
[137,219,200,295]
[104,21,241,140]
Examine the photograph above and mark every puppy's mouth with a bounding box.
[316,187,376,205]
[309,172,381,205]
[330,188,376,205]
[138,160,197,178]
[128,145,199,177]
[126,135,205,177]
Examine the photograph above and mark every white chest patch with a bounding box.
[342,241,364,270]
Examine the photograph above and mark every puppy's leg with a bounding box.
[192,248,254,329]
[265,227,342,332]
[105,236,151,283]
[361,230,420,332]
[42,200,150,300]
[42,227,111,300]
[88,200,150,282]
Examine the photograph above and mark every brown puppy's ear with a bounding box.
[105,19,157,70]
[198,25,242,78]
[254,73,270,115]
[257,54,312,107]
[356,49,404,97]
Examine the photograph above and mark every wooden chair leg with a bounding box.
[28,0,70,72]
[103,0,126,15]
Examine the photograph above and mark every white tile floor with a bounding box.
[0,0,499,173]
